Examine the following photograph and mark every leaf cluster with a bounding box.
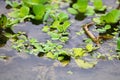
[42,12,71,42]
[67,0,106,16]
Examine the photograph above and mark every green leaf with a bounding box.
[8,10,20,18]
[75,59,96,69]
[46,52,55,59]
[93,0,103,10]
[32,4,46,20]
[58,12,69,22]
[117,38,120,50]
[100,9,120,23]
[72,3,79,9]
[93,17,101,24]
[86,44,93,52]
[19,6,29,18]
[77,0,88,13]
[62,21,71,32]
[48,32,60,40]
[67,8,78,15]
[60,37,69,42]
[57,25,63,32]
[22,0,48,6]
[104,25,111,30]
[0,14,7,29]
[43,9,51,22]
[6,0,20,8]
[73,48,85,57]
[50,21,59,28]
[85,6,95,16]
[42,26,49,32]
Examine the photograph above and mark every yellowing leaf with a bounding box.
[60,60,70,66]
[86,44,93,52]
[75,59,97,69]
[46,52,54,59]
[73,48,85,57]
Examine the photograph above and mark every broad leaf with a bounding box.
[93,0,103,10]
[75,59,96,69]
[32,4,46,20]
[62,21,71,32]
[100,9,120,23]
[73,48,85,57]
[77,0,88,13]
[58,12,69,22]
[86,44,93,52]
[46,52,55,59]
[19,6,29,18]
[67,8,78,15]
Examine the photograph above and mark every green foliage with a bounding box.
[97,25,111,33]
[42,12,70,42]
[3,0,120,69]
[7,0,52,22]
[58,12,69,23]
[6,0,20,8]
[68,0,88,14]
[67,8,78,15]
[86,44,94,52]
[93,0,106,11]
[0,14,7,29]
[117,38,120,50]
[68,0,95,16]
[22,0,48,6]
[100,9,120,24]
[19,6,30,18]
[32,4,46,20]
[73,48,85,58]
[75,0,88,13]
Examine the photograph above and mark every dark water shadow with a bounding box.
[0,28,14,47]
[94,9,106,14]
[99,22,120,36]
[75,13,86,21]
[31,19,43,25]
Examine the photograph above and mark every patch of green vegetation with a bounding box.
[0,14,14,47]
[6,0,58,23]
[93,0,106,11]
[67,0,106,17]
[42,12,70,42]
[2,0,120,69]
[68,0,95,16]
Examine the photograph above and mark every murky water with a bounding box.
[0,0,120,80]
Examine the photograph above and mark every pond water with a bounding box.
[0,0,120,80]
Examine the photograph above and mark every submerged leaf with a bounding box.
[75,59,96,69]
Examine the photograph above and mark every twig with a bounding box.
[83,22,100,47]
